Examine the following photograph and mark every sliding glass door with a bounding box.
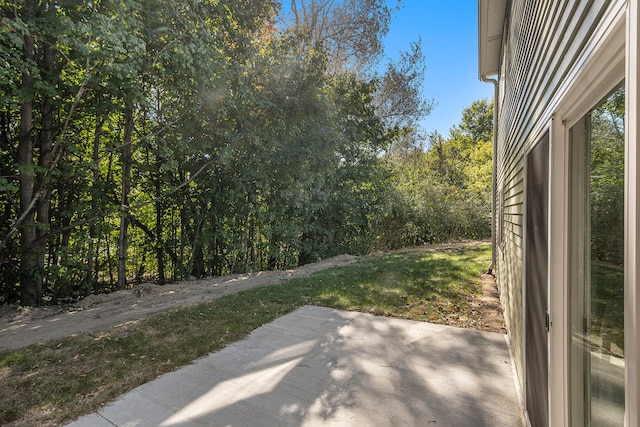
[569,86,625,427]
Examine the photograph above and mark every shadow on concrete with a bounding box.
[67,306,524,427]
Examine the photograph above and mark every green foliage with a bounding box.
[586,87,625,359]
[376,99,494,249]
[0,0,492,305]
[590,88,624,265]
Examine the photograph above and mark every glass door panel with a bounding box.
[569,86,625,427]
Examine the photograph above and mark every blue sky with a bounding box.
[383,0,493,137]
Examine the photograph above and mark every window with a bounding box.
[569,86,625,427]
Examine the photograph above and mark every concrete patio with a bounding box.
[66,305,524,427]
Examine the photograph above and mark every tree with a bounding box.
[0,0,434,305]
[590,87,624,265]
[425,98,493,190]
[1,0,279,304]
[374,40,434,131]
[1,0,110,304]
[376,99,494,249]
[284,0,400,74]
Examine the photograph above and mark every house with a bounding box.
[478,0,640,425]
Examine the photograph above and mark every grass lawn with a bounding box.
[0,243,491,426]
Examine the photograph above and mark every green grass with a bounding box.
[0,243,490,426]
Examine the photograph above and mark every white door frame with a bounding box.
[547,3,628,426]
[624,1,640,426]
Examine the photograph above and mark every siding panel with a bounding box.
[494,0,614,396]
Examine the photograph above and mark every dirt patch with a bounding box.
[0,254,360,351]
[473,274,506,334]
[0,245,506,351]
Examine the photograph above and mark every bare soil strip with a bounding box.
[0,242,504,352]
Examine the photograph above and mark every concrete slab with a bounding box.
[67,306,524,427]
[65,413,115,427]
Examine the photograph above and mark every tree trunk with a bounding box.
[117,101,134,290]
[436,134,445,178]
[35,40,55,292]
[105,150,115,286]
[18,21,41,306]
[86,110,104,290]
[105,226,114,286]
[155,193,165,285]
[186,210,206,278]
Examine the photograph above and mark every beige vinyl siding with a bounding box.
[495,0,612,394]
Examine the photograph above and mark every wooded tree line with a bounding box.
[589,87,624,266]
[0,0,492,306]
[380,99,493,249]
